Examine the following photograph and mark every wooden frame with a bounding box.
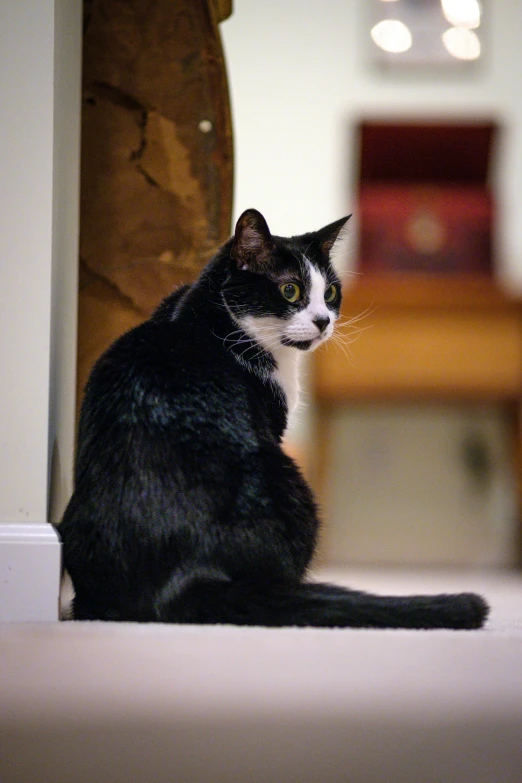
[312,275,522,562]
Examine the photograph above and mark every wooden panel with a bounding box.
[78,0,234,411]
[315,308,522,401]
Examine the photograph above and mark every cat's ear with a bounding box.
[315,215,352,258]
[231,209,275,272]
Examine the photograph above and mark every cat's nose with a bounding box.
[313,316,330,334]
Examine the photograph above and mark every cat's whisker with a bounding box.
[291,250,310,279]
[328,318,375,363]
[342,330,368,347]
[303,240,313,258]
[334,319,373,340]
[329,332,355,364]
[335,323,374,339]
[249,336,283,357]
[230,336,256,350]
[336,304,376,325]
[218,329,250,346]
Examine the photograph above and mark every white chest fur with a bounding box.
[271,344,301,416]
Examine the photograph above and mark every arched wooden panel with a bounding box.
[78,0,233,409]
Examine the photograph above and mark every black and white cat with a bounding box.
[59,208,489,628]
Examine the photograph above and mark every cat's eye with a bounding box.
[280,282,301,303]
[324,284,339,304]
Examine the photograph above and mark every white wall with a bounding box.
[0,0,81,526]
[0,1,82,620]
[221,1,522,566]
[222,0,522,288]
[0,3,56,525]
[48,2,82,526]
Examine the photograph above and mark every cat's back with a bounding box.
[90,308,220,394]
[78,303,261,455]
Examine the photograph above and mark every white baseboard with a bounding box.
[0,522,61,621]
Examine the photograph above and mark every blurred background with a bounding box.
[221,0,522,570]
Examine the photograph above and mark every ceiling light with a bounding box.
[371,20,413,54]
[441,0,481,30]
[442,26,481,59]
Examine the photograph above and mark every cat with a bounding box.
[59,208,489,629]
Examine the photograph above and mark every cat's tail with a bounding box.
[158,574,489,630]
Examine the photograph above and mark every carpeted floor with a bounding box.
[1,568,521,783]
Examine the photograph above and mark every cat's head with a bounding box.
[222,209,350,353]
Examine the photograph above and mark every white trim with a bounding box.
[0,3,81,622]
[0,523,61,622]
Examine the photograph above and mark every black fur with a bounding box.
[59,209,489,629]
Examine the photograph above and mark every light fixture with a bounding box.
[371,19,412,54]
[441,0,481,30]
[442,26,481,59]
